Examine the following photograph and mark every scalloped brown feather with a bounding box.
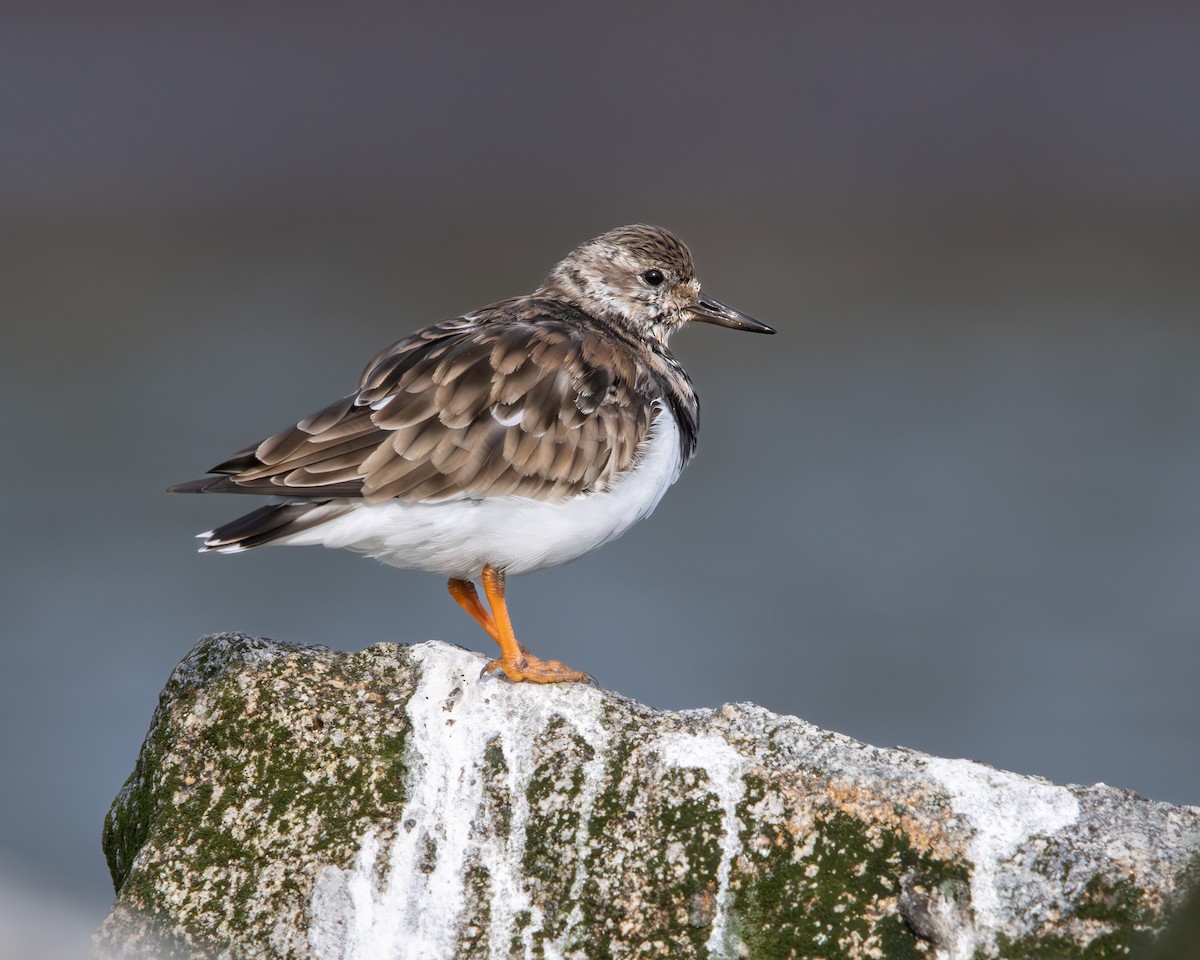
[178,298,697,505]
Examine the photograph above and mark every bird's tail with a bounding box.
[197,500,353,553]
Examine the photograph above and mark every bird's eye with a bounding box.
[641,268,665,287]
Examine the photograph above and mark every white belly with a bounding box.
[278,407,684,579]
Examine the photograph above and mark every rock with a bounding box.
[96,633,1200,959]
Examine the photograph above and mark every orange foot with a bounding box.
[447,566,591,685]
[481,651,591,684]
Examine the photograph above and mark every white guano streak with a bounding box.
[924,756,1080,959]
[307,646,753,960]
[308,642,612,960]
[651,732,747,958]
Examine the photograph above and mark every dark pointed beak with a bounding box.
[690,292,776,334]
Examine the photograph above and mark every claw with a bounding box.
[482,653,591,685]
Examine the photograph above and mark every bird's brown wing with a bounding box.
[170,301,661,504]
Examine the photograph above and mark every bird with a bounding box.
[170,224,775,683]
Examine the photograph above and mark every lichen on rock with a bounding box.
[95,634,1200,959]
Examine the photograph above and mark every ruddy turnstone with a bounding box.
[170,224,774,683]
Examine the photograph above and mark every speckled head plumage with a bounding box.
[538,224,773,342]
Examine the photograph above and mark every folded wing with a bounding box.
[169,301,660,504]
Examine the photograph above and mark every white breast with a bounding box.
[279,405,685,579]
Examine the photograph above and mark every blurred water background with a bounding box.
[2,3,1199,953]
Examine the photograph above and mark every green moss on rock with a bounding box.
[992,874,1155,959]
[523,716,594,951]
[727,775,967,960]
[100,633,421,949]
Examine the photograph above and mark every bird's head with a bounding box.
[537,224,775,343]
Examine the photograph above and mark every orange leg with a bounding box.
[448,578,500,642]
[449,576,535,660]
[475,564,590,684]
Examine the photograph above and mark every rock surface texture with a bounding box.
[96,634,1199,959]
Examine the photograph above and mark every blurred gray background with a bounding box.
[3,2,1199,951]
